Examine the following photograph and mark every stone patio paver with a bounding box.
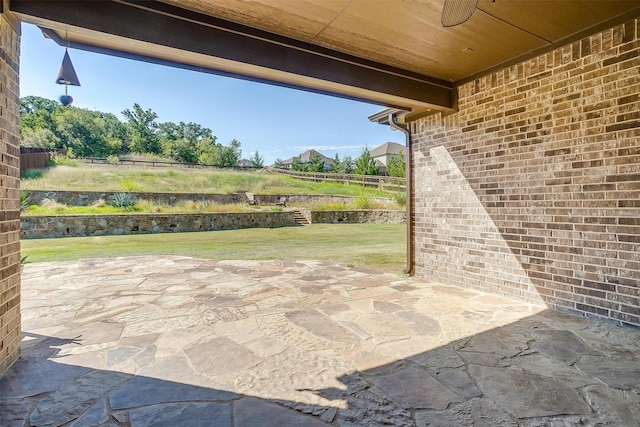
[1,256,639,426]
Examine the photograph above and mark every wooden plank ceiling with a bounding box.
[10,0,640,113]
[162,0,640,82]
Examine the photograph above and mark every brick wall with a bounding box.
[411,18,639,327]
[0,13,20,375]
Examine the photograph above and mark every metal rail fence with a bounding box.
[81,157,256,171]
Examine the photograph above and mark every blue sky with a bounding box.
[20,23,403,165]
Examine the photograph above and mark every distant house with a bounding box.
[237,159,253,168]
[280,149,334,171]
[368,142,407,175]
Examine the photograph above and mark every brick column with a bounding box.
[0,11,20,375]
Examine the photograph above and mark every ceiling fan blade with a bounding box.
[441,0,479,27]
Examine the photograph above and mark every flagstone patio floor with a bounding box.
[1,256,639,426]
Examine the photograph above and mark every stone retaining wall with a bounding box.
[26,190,241,206]
[311,210,406,224]
[21,210,406,239]
[21,212,296,239]
[24,190,395,207]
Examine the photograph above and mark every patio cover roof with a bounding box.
[9,1,640,118]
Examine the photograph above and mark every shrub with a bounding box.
[48,152,79,167]
[40,198,66,210]
[354,195,372,209]
[134,199,159,212]
[20,190,30,211]
[21,169,46,180]
[107,155,120,165]
[110,193,137,211]
[120,179,140,191]
[393,192,406,207]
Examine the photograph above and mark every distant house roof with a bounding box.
[369,142,407,158]
[354,142,407,174]
[282,149,334,166]
[237,159,252,167]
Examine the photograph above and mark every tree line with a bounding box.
[20,96,242,167]
[273,146,405,177]
[20,95,404,176]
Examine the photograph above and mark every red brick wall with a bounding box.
[410,18,640,326]
[0,14,20,375]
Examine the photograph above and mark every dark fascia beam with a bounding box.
[11,0,454,111]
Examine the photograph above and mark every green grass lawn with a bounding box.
[21,224,407,274]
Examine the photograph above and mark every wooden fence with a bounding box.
[78,158,406,192]
[20,148,62,171]
[268,168,406,192]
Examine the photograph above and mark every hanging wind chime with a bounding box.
[55,48,81,106]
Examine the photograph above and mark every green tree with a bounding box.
[19,96,248,165]
[20,95,60,115]
[386,151,406,177]
[354,147,379,175]
[20,128,59,149]
[122,103,160,154]
[291,156,307,172]
[20,96,125,156]
[331,153,341,172]
[99,111,126,155]
[54,107,122,157]
[196,136,221,165]
[341,156,353,174]
[158,121,213,163]
[273,158,284,168]
[20,96,61,134]
[250,150,264,168]
[195,137,242,167]
[331,153,353,173]
[220,139,242,167]
[307,151,325,172]
[167,138,199,163]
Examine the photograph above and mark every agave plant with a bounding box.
[110,192,137,211]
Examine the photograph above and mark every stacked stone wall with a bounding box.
[0,14,20,375]
[411,18,640,326]
[23,190,395,207]
[310,210,406,224]
[21,210,405,239]
[21,212,297,239]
